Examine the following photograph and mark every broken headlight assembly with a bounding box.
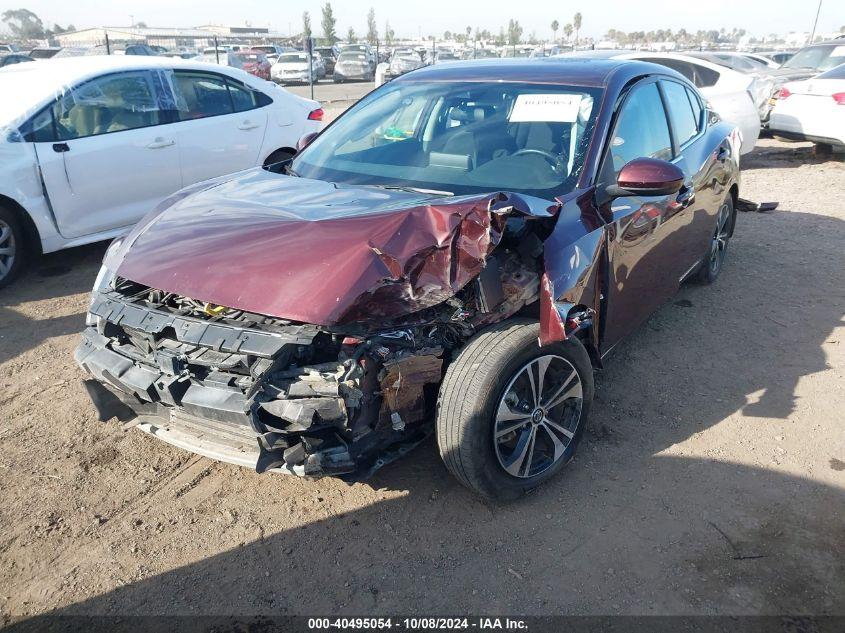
[85,238,122,327]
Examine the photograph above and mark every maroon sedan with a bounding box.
[76,59,740,500]
[234,50,271,80]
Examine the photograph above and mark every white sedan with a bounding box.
[558,50,763,155]
[0,55,322,287]
[769,64,845,152]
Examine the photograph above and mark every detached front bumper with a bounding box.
[80,376,307,475]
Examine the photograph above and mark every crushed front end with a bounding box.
[74,181,588,479]
[76,234,545,479]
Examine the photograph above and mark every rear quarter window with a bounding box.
[640,57,720,89]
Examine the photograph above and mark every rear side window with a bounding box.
[173,72,232,119]
[608,81,672,174]
[686,88,703,129]
[661,80,699,147]
[171,71,271,120]
[640,57,720,88]
[229,79,271,112]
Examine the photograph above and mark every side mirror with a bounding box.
[606,157,685,198]
[296,132,319,152]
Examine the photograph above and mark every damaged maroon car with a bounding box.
[76,59,740,499]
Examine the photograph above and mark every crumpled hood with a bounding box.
[112,169,558,326]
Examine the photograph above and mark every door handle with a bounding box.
[52,143,70,153]
[238,121,260,130]
[147,138,175,149]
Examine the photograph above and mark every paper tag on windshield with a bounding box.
[509,94,582,123]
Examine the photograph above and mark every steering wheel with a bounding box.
[511,149,567,176]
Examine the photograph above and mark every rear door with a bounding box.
[29,69,182,239]
[170,70,268,184]
[659,79,724,277]
[598,80,688,349]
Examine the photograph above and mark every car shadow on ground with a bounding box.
[5,208,845,620]
[0,242,106,365]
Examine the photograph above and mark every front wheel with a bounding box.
[697,194,734,284]
[436,319,593,501]
[0,206,25,289]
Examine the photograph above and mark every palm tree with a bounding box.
[563,23,573,43]
[573,12,582,45]
[551,19,559,43]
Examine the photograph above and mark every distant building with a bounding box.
[54,25,291,50]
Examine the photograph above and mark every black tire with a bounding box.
[696,194,734,284]
[0,205,25,289]
[436,319,594,501]
[814,142,833,156]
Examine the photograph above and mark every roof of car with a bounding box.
[397,57,656,87]
[0,54,209,77]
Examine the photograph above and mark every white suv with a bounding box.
[0,55,323,287]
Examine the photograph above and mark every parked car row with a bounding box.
[555,39,845,155]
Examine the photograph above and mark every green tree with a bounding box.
[384,20,394,45]
[302,11,312,41]
[573,12,582,45]
[347,26,356,43]
[563,23,572,41]
[366,7,377,44]
[321,2,337,44]
[551,19,559,42]
[2,8,46,39]
[507,19,523,45]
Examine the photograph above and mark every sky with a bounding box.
[4,0,845,40]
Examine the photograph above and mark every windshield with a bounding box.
[236,53,265,62]
[292,80,602,199]
[783,45,845,71]
[338,52,367,62]
[278,53,308,63]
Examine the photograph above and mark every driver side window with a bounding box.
[608,82,672,176]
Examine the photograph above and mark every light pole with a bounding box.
[808,0,823,44]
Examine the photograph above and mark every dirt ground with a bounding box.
[0,139,843,623]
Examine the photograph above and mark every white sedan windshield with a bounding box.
[292,80,602,198]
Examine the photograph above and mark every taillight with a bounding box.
[308,107,324,121]
[832,93,845,105]
[778,87,792,100]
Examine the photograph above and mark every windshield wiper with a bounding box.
[369,184,454,196]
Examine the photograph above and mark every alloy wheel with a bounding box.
[0,219,16,281]
[709,202,731,275]
[493,354,583,479]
